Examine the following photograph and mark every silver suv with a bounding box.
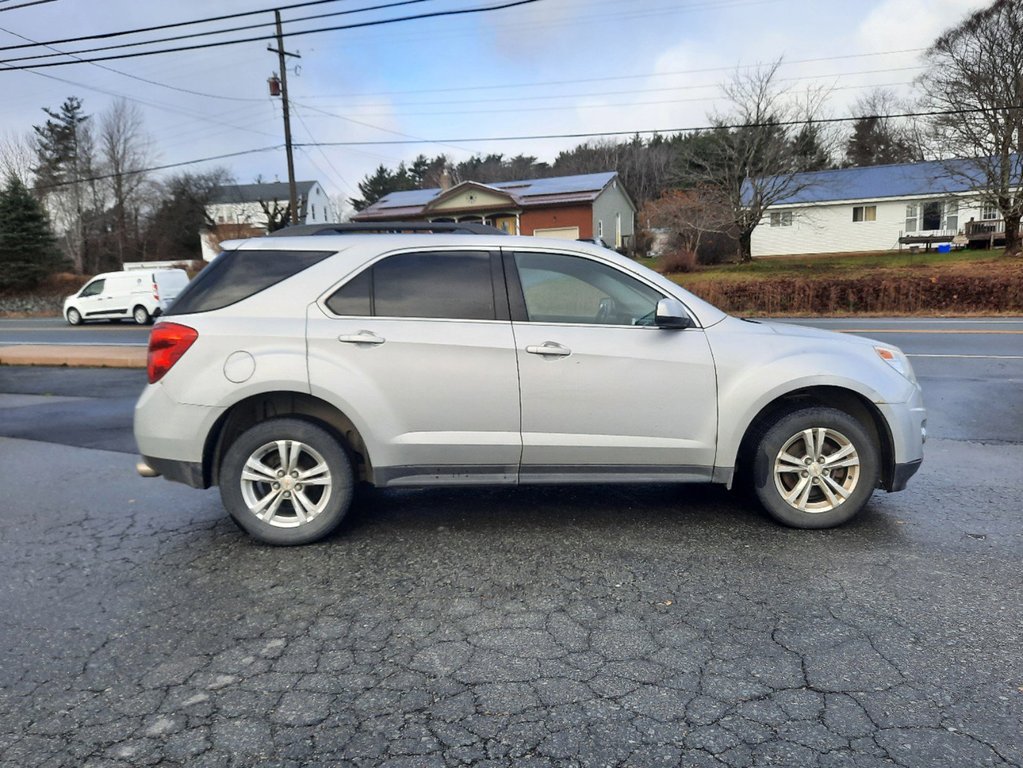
[134,226,925,545]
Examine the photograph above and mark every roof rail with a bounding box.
[267,221,508,237]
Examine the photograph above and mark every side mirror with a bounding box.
[655,298,693,330]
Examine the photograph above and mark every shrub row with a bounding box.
[686,272,1023,315]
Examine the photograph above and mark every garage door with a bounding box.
[532,226,580,240]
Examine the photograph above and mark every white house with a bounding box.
[752,158,1007,257]
[201,180,333,260]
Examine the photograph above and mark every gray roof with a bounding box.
[210,181,317,205]
[362,172,619,214]
[768,158,1000,206]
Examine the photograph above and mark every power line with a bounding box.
[34,145,284,191]
[31,105,1004,192]
[293,106,1015,147]
[0,22,267,103]
[0,0,351,51]
[300,48,929,100]
[0,0,542,70]
[298,66,925,112]
[300,80,918,119]
[0,0,435,65]
[0,0,58,11]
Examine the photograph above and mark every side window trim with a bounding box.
[503,248,675,327]
[501,250,528,322]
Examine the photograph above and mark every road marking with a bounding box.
[908,354,1023,359]
[0,341,145,347]
[838,329,1023,334]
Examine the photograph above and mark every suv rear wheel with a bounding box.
[219,418,354,545]
[752,407,879,528]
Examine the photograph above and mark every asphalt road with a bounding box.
[0,317,149,346]
[1,317,1021,767]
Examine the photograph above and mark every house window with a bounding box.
[852,205,877,222]
[598,220,604,238]
[907,200,955,232]
[981,202,999,220]
[944,200,958,232]
[905,203,918,233]
[922,201,943,230]
[311,204,316,221]
[770,211,792,227]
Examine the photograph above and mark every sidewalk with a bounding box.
[0,345,146,368]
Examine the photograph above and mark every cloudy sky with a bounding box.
[0,0,989,211]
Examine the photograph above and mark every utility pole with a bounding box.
[269,10,300,226]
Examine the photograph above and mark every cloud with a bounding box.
[856,0,989,54]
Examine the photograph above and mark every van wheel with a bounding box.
[132,305,152,325]
[751,407,879,529]
[66,308,82,326]
[219,418,354,545]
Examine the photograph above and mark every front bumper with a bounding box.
[889,458,922,492]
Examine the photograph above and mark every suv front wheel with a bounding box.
[752,407,880,528]
[219,418,354,545]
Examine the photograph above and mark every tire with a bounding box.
[751,407,880,529]
[219,418,355,545]
[66,307,82,326]
[132,305,152,325]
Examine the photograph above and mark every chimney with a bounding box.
[439,167,452,191]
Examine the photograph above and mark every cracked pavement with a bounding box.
[1,434,1021,767]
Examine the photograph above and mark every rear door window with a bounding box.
[325,251,499,321]
[166,249,333,315]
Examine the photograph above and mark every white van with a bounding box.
[63,268,190,326]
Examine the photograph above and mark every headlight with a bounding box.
[875,345,917,383]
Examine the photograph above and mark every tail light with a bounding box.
[147,322,198,384]
[152,281,160,301]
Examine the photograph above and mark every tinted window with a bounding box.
[325,268,372,316]
[325,251,495,321]
[167,250,333,315]
[514,252,663,325]
[79,279,104,298]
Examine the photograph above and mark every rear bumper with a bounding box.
[141,455,207,489]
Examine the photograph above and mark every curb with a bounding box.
[0,345,147,368]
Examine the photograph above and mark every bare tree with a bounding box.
[640,187,733,261]
[0,130,36,186]
[259,198,292,232]
[100,99,154,265]
[143,168,232,261]
[919,0,1023,256]
[679,61,827,262]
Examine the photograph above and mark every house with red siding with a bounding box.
[352,171,636,249]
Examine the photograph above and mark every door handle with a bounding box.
[526,342,571,357]
[338,331,385,345]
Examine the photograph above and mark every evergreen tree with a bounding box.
[844,115,917,167]
[32,96,97,273]
[791,121,832,172]
[0,173,64,290]
[349,163,415,211]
